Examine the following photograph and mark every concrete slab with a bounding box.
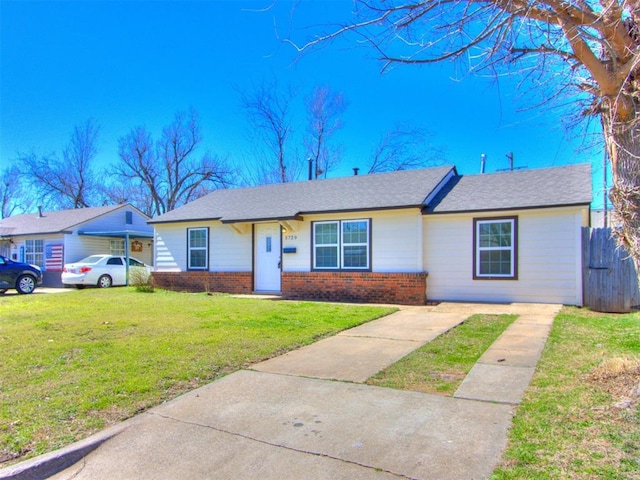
[50,417,400,480]
[489,334,547,352]
[477,347,543,367]
[339,311,466,342]
[514,314,557,326]
[49,371,514,480]
[251,335,421,382]
[499,322,551,338]
[454,364,536,405]
[433,302,561,317]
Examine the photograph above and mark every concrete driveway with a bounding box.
[0,302,560,480]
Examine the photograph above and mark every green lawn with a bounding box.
[0,289,393,465]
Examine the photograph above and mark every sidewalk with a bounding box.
[1,302,560,480]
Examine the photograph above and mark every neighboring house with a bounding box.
[0,204,154,287]
[149,164,592,305]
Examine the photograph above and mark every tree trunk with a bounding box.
[603,110,640,280]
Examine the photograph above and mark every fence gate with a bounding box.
[582,227,640,313]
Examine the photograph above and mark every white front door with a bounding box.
[254,223,281,292]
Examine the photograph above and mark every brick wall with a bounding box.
[282,271,428,305]
[152,271,252,294]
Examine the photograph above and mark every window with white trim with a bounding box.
[313,219,370,270]
[473,217,517,279]
[187,227,209,270]
[25,239,44,267]
[110,239,125,256]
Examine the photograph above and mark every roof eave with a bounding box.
[423,202,592,215]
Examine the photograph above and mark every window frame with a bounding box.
[312,219,371,271]
[473,216,518,280]
[110,239,125,256]
[187,227,209,271]
[25,239,44,267]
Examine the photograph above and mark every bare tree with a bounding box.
[289,2,640,274]
[0,164,30,218]
[17,119,100,209]
[304,85,348,179]
[239,80,302,184]
[112,109,232,216]
[367,124,444,174]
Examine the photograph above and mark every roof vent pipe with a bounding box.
[38,206,43,218]
[480,154,486,174]
[308,157,313,181]
[353,167,359,176]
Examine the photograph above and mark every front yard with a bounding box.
[0,289,393,465]
[1,289,639,478]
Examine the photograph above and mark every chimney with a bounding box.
[353,167,359,176]
[480,154,486,174]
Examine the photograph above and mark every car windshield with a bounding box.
[77,255,105,264]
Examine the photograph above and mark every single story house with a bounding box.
[149,163,592,305]
[0,204,154,287]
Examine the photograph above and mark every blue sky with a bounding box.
[1,0,606,206]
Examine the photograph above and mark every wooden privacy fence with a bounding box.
[582,227,640,313]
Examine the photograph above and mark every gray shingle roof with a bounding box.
[424,163,592,213]
[150,166,456,224]
[0,205,144,236]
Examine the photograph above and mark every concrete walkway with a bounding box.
[0,302,560,480]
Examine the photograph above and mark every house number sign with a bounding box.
[284,235,297,240]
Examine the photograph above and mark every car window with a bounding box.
[78,255,104,264]
[129,259,144,267]
[106,258,124,265]
[0,257,6,265]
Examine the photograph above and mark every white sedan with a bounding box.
[62,255,151,288]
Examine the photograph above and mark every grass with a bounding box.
[367,314,516,394]
[492,307,640,479]
[0,288,394,465]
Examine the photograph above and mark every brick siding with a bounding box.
[152,270,427,305]
[282,271,427,305]
[152,271,252,294]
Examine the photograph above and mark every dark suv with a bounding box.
[0,255,43,294]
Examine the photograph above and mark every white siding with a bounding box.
[282,209,424,273]
[423,207,588,305]
[154,221,251,272]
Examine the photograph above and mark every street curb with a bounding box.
[0,424,128,480]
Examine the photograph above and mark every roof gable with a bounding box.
[424,164,593,214]
[0,204,149,237]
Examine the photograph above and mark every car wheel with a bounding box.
[16,275,36,294]
[0,289,6,295]
[97,275,112,288]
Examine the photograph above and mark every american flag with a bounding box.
[45,244,64,271]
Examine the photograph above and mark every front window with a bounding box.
[187,227,209,270]
[313,220,370,270]
[474,217,517,279]
[25,239,44,267]
[110,239,125,256]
